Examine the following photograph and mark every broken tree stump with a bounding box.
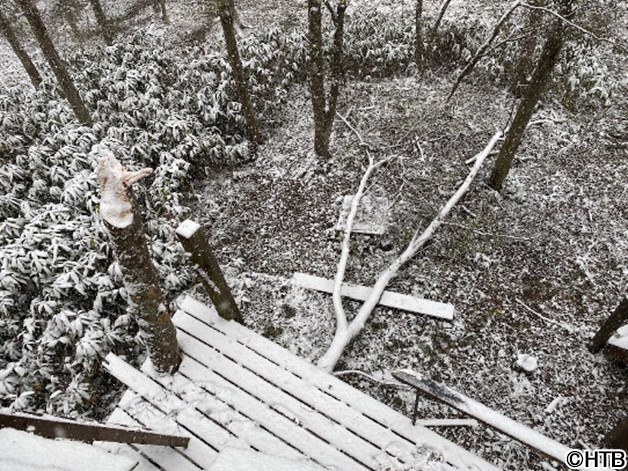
[175,219,242,323]
[97,149,181,373]
[589,297,628,354]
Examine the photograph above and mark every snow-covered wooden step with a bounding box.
[177,296,496,470]
[293,272,455,320]
[0,428,137,471]
[208,447,326,471]
[104,296,497,471]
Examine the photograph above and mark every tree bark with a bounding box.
[489,7,567,191]
[430,0,452,44]
[16,0,92,125]
[88,0,114,45]
[217,0,260,145]
[415,0,424,72]
[175,220,242,323]
[0,8,42,88]
[510,0,545,96]
[308,0,347,158]
[589,297,628,354]
[153,0,169,24]
[97,151,181,373]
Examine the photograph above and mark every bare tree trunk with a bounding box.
[16,0,92,125]
[63,2,83,41]
[415,0,424,72]
[510,0,545,96]
[153,0,169,24]
[217,0,261,145]
[430,0,452,44]
[488,13,565,191]
[88,0,114,45]
[0,9,42,88]
[308,0,347,158]
[97,150,181,373]
[589,297,628,354]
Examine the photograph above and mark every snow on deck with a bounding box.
[101,296,498,470]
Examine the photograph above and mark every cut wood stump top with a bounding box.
[101,296,497,471]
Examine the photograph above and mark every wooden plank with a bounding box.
[140,359,306,462]
[96,440,161,471]
[105,402,202,471]
[179,296,497,471]
[293,273,454,320]
[0,410,189,447]
[173,314,390,469]
[104,355,234,468]
[117,389,221,470]
[208,447,326,471]
[392,369,611,471]
[171,342,370,470]
[175,309,419,466]
[0,428,137,471]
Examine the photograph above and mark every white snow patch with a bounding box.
[175,219,201,239]
[208,447,325,471]
[0,428,136,470]
[516,354,538,373]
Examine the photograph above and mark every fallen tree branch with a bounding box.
[318,131,504,371]
[447,0,521,102]
[516,298,578,333]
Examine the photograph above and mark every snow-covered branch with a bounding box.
[318,131,503,371]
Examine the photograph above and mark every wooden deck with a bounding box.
[100,296,498,470]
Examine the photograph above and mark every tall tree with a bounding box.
[415,0,424,72]
[510,0,545,96]
[88,0,114,45]
[216,0,260,145]
[0,7,42,88]
[16,0,92,125]
[308,0,347,158]
[430,0,452,44]
[489,0,574,191]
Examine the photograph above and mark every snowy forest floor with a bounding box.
[1,0,627,470]
[187,75,627,470]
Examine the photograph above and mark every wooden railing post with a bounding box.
[176,220,242,323]
[589,297,628,354]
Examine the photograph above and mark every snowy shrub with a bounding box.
[0,29,305,417]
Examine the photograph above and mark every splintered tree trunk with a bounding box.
[589,297,628,354]
[88,0,114,45]
[308,0,347,158]
[489,16,565,191]
[0,9,42,88]
[217,0,260,145]
[16,0,92,125]
[97,150,181,373]
[415,0,424,72]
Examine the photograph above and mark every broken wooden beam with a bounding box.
[176,219,242,323]
[392,369,611,470]
[589,297,628,353]
[293,273,454,320]
[0,411,189,448]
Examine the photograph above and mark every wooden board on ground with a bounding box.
[335,194,390,235]
[0,428,137,471]
[392,369,612,471]
[0,411,189,447]
[293,272,455,320]
[208,447,326,471]
[102,295,497,470]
